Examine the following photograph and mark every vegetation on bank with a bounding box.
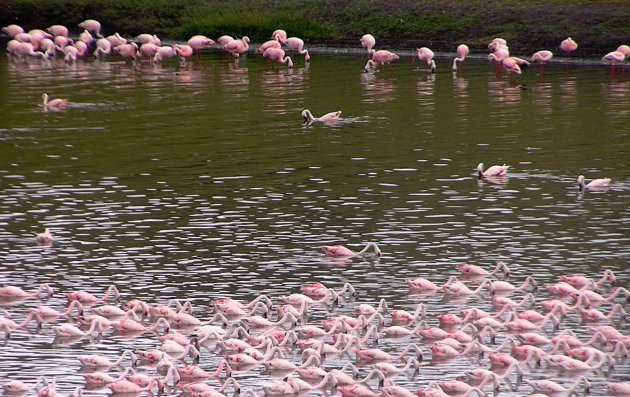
[1,0,629,56]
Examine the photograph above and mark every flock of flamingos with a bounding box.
[2,18,630,112]
[1,234,629,397]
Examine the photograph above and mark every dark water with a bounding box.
[0,50,628,396]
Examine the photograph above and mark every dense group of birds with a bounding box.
[1,245,629,397]
[2,19,629,112]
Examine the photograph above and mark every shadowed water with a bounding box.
[0,51,628,396]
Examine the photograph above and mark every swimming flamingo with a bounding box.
[476,163,509,178]
[321,242,380,257]
[606,382,630,395]
[577,174,611,191]
[78,19,103,38]
[83,367,134,385]
[0,283,53,299]
[42,94,68,111]
[526,376,590,395]
[452,44,469,71]
[414,47,436,73]
[78,349,137,368]
[302,109,342,125]
[457,262,510,277]
[285,37,310,62]
[0,311,43,336]
[108,377,163,394]
[558,269,615,288]
[263,47,293,69]
[52,318,104,337]
[65,285,119,304]
[360,34,376,57]
[2,376,47,393]
[560,37,578,55]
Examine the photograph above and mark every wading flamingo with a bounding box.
[78,19,103,38]
[502,57,522,75]
[2,24,24,37]
[47,25,68,37]
[173,44,194,66]
[452,44,469,71]
[42,94,68,111]
[66,285,119,304]
[457,262,510,277]
[2,376,46,393]
[0,311,43,336]
[321,242,380,257]
[531,50,553,75]
[364,50,399,72]
[77,349,137,368]
[602,51,626,74]
[224,36,250,58]
[0,283,53,299]
[271,30,288,43]
[263,47,293,69]
[360,34,376,57]
[188,35,216,59]
[577,175,610,191]
[285,37,310,62]
[414,47,436,73]
[302,109,342,125]
[476,163,509,178]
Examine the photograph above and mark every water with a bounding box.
[0,51,628,396]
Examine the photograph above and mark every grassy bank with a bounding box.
[2,0,629,57]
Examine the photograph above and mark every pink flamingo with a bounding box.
[114,42,139,63]
[11,42,45,59]
[406,275,458,292]
[173,44,194,66]
[106,33,126,47]
[558,269,615,288]
[78,19,103,38]
[617,44,630,56]
[285,37,310,62]
[488,38,507,52]
[78,349,137,368]
[223,36,250,58]
[136,33,161,45]
[52,318,104,337]
[321,242,380,257]
[0,283,53,299]
[531,50,553,75]
[83,367,135,385]
[139,42,159,60]
[42,94,69,111]
[360,34,376,57]
[302,109,342,125]
[0,311,43,336]
[263,47,293,69]
[526,376,589,395]
[2,376,47,393]
[258,39,282,55]
[452,44,469,71]
[364,50,399,72]
[414,47,436,73]
[606,382,630,395]
[271,29,288,43]
[476,163,509,178]
[153,46,176,63]
[560,37,578,55]
[457,262,510,277]
[501,57,522,75]
[108,377,163,394]
[47,25,68,37]
[188,35,216,59]
[66,285,119,304]
[389,303,426,322]
[577,174,611,190]
[94,38,111,58]
[78,30,94,47]
[602,51,626,75]
[2,24,24,37]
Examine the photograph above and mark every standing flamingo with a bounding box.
[187,35,216,59]
[285,37,310,62]
[577,175,611,191]
[271,29,288,43]
[531,50,553,75]
[360,34,376,57]
[78,19,103,38]
[223,36,250,58]
[263,47,293,69]
[173,44,194,66]
[560,37,578,55]
[414,47,436,73]
[364,50,399,72]
[601,51,626,75]
[452,44,469,71]
[47,25,68,37]
[2,24,24,37]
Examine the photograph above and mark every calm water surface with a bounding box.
[0,51,628,396]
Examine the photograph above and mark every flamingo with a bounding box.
[83,367,134,385]
[52,318,104,337]
[94,38,111,58]
[321,242,380,257]
[360,34,376,57]
[47,25,68,37]
[271,29,288,43]
[0,283,53,299]
[285,37,310,62]
[531,50,553,75]
[502,57,522,75]
[476,163,509,178]
[414,47,436,73]
[617,44,630,57]
[577,174,611,190]
[65,285,119,304]
[114,42,138,63]
[153,46,176,63]
[302,109,342,125]
[488,38,507,51]
[601,51,626,74]
[263,47,293,69]
[606,382,630,395]
[2,24,24,37]
[560,37,578,55]
[526,376,590,395]
[364,50,399,72]
[0,311,43,336]
[78,19,103,37]
[136,33,161,45]
[223,36,250,58]
[558,269,615,288]
[258,39,282,55]
[2,376,47,393]
[406,276,458,292]
[77,349,137,368]
[106,33,126,47]
[457,262,510,277]
[389,303,426,322]
[108,377,163,394]
[188,35,216,58]
[452,44,469,71]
